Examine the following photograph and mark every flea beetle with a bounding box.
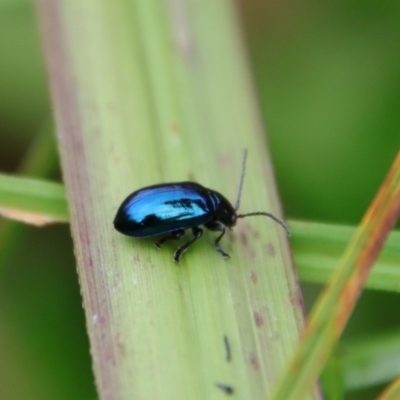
[113,151,289,263]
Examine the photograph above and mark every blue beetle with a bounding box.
[113,151,289,263]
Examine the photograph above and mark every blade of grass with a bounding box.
[2,170,400,293]
[270,150,400,400]
[319,346,344,400]
[2,170,400,292]
[377,377,400,400]
[0,120,58,272]
[291,221,400,292]
[37,0,311,399]
[0,173,67,225]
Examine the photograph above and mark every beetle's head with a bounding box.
[209,191,237,228]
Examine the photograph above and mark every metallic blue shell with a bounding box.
[113,182,215,237]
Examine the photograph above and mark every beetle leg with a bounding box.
[173,227,203,264]
[204,222,230,259]
[154,229,185,250]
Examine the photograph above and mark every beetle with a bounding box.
[113,150,290,263]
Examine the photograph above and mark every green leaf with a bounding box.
[0,173,67,225]
[291,221,400,292]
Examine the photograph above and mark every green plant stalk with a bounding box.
[319,345,344,399]
[37,1,310,399]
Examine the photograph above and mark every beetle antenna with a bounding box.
[234,149,248,211]
[237,212,291,236]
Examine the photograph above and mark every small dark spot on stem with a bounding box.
[249,271,258,285]
[170,121,180,135]
[253,311,264,327]
[187,171,196,181]
[249,352,259,370]
[224,335,231,362]
[238,228,248,246]
[265,242,275,257]
[215,383,234,395]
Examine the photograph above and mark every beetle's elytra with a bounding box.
[113,151,290,263]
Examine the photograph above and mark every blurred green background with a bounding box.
[0,1,399,399]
